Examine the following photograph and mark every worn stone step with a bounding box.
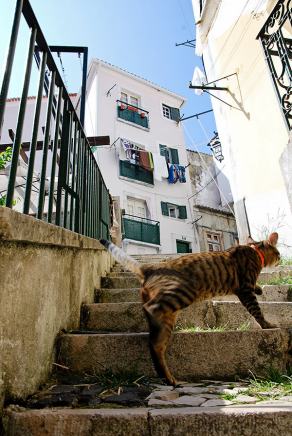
[95,288,141,303]
[95,285,292,304]
[58,329,289,380]
[101,269,291,290]
[82,301,292,332]
[101,276,140,289]
[108,271,136,277]
[5,405,292,436]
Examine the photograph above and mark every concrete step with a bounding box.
[81,301,292,332]
[101,276,140,289]
[95,285,292,304]
[57,329,289,380]
[101,270,292,290]
[5,405,292,436]
[95,288,141,303]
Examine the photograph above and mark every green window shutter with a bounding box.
[161,202,169,216]
[170,107,180,122]
[170,148,179,164]
[178,206,187,219]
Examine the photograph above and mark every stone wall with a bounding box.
[0,208,113,410]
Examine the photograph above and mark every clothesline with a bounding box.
[120,138,188,183]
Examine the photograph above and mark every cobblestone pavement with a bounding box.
[20,378,292,410]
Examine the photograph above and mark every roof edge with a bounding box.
[89,58,186,104]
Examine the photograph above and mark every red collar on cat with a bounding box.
[251,244,265,267]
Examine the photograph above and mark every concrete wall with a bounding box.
[192,0,292,256]
[0,207,113,410]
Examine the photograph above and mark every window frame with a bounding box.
[205,231,222,252]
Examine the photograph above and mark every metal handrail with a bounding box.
[0,0,110,239]
[123,214,159,225]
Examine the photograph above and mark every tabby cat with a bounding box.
[100,232,280,386]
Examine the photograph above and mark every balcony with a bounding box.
[117,100,149,129]
[119,160,154,185]
[122,214,160,245]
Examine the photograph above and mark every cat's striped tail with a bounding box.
[99,239,142,277]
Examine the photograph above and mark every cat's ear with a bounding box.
[268,232,278,246]
[246,235,256,245]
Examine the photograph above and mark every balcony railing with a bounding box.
[257,0,292,129]
[119,159,154,185]
[117,100,149,129]
[122,214,160,245]
[0,0,110,239]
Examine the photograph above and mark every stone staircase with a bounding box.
[3,255,292,435]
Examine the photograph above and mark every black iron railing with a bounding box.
[257,0,292,130]
[0,0,110,239]
[122,214,160,245]
[117,100,149,129]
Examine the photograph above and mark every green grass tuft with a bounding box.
[175,322,250,333]
[264,277,292,286]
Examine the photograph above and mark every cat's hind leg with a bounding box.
[236,288,278,329]
[143,302,178,386]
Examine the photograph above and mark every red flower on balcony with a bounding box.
[140,112,146,118]
[127,105,138,112]
[120,103,127,110]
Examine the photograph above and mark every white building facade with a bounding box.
[84,59,197,254]
[192,0,292,255]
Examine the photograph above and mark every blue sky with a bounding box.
[0,0,216,153]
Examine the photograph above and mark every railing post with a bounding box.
[48,85,63,222]
[0,0,23,138]
[80,47,88,128]
[5,26,37,208]
[23,50,47,214]
[37,70,56,219]
[55,104,70,226]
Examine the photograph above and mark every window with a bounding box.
[121,92,128,103]
[130,96,138,107]
[162,104,171,119]
[120,91,139,107]
[206,232,222,252]
[127,198,147,218]
[159,144,179,164]
[161,202,187,219]
[117,92,149,128]
[162,104,180,122]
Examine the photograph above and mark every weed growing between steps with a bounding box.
[269,277,292,285]
[259,276,292,285]
[280,258,292,266]
[175,321,251,333]
[220,368,292,403]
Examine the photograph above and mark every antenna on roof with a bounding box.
[175,39,196,48]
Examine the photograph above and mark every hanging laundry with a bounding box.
[176,164,186,183]
[121,138,140,163]
[139,151,153,171]
[168,164,186,184]
[168,164,179,184]
[152,153,169,181]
